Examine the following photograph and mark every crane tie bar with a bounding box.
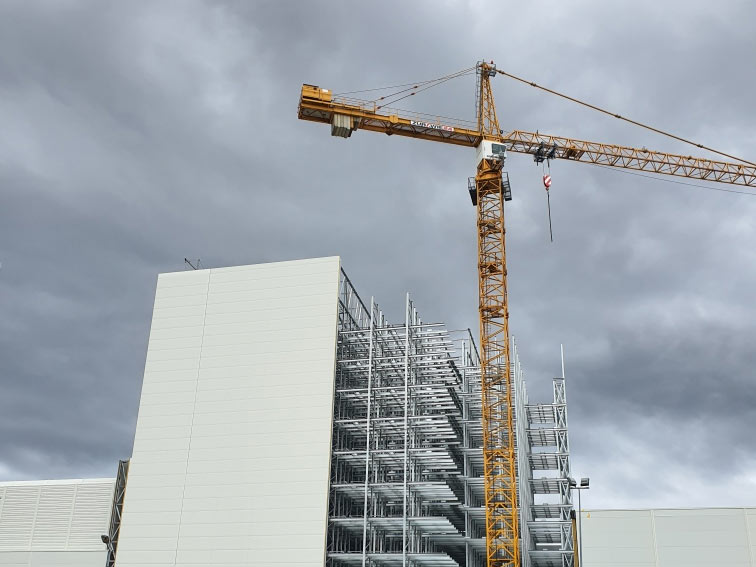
[499,69,756,167]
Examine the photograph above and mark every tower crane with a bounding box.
[297,61,756,567]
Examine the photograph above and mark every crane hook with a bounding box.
[543,174,552,190]
[543,172,554,242]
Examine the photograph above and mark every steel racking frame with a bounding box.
[328,270,575,567]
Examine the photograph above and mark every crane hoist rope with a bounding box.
[297,60,755,567]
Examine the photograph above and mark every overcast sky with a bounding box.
[1,0,755,510]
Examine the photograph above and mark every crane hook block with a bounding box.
[534,142,558,164]
[543,174,552,190]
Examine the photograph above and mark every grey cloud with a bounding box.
[1,0,754,509]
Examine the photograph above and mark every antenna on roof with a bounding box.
[184,258,201,270]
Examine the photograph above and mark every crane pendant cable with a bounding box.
[497,69,755,167]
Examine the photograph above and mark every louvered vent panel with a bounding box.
[0,485,39,550]
[67,481,113,550]
[0,480,114,554]
[31,484,76,550]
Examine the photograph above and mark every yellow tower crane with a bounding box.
[297,61,756,567]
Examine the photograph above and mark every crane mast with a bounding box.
[474,62,521,567]
[297,61,755,567]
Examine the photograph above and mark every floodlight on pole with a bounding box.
[568,476,590,565]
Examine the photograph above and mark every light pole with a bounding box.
[569,477,590,565]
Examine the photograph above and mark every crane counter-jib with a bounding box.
[298,84,485,147]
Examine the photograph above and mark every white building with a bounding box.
[115,257,342,566]
[0,478,114,567]
[581,507,756,567]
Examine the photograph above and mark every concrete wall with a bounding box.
[116,257,342,567]
[0,478,114,567]
[582,507,756,566]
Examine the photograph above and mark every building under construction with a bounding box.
[329,267,575,567]
[104,257,575,567]
[1,257,756,567]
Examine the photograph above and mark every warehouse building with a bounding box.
[1,257,754,566]
[108,257,576,566]
[0,478,115,566]
[582,507,756,566]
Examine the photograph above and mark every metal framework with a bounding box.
[475,155,519,567]
[330,270,473,567]
[104,459,129,567]
[328,271,575,567]
[515,344,576,567]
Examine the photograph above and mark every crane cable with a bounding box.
[333,67,475,108]
[496,69,756,167]
[375,68,475,110]
[332,66,473,96]
[596,164,756,197]
[542,160,554,241]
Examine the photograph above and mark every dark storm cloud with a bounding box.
[1,0,754,507]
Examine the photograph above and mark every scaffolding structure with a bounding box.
[327,271,575,567]
[516,348,576,567]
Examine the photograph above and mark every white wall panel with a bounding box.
[117,257,341,566]
[582,507,756,566]
[0,478,113,567]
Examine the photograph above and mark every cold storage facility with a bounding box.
[111,257,577,567]
[2,257,755,567]
[113,257,342,566]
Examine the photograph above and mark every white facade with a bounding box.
[582,507,756,566]
[0,478,114,567]
[116,257,342,567]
